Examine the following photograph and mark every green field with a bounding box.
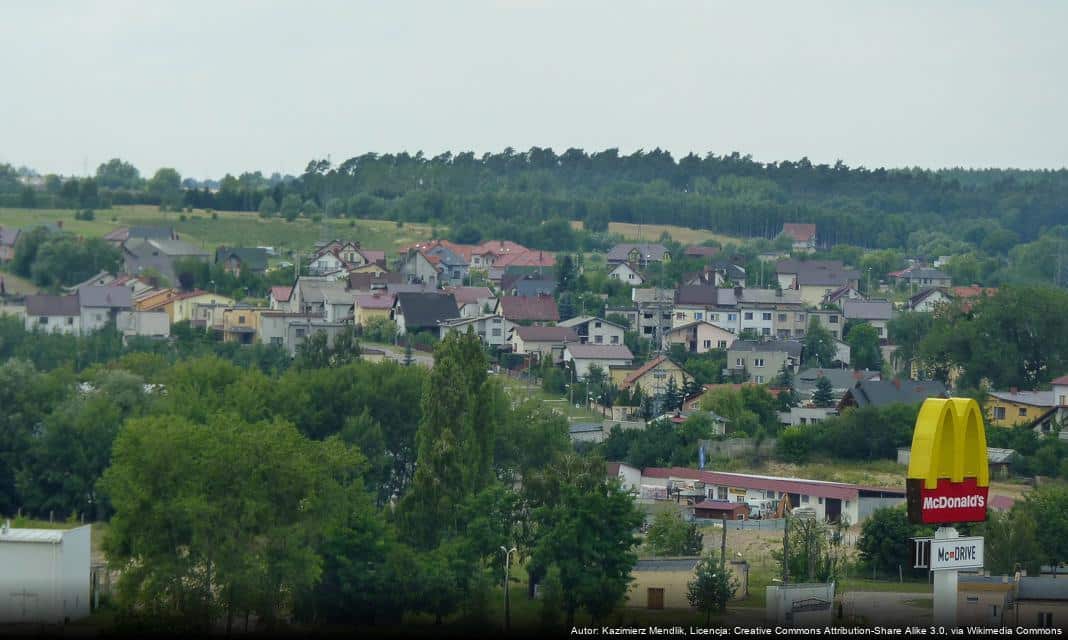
[0,206,438,256]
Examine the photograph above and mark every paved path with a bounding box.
[840,591,932,626]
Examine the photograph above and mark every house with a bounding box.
[897,446,1016,479]
[907,287,953,312]
[420,243,469,286]
[495,295,559,325]
[957,575,1015,627]
[781,222,817,252]
[446,286,496,318]
[508,325,578,358]
[215,305,264,344]
[215,247,269,277]
[672,286,804,338]
[269,286,293,311]
[0,227,21,262]
[632,288,675,343]
[285,319,351,357]
[568,422,605,444]
[122,238,211,285]
[348,262,388,276]
[438,314,508,348]
[116,310,170,341]
[487,249,555,283]
[0,523,91,624]
[64,270,115,293]
[726,340,803,384]
[608,262,644,286]
[607,461,642,493]
[822,285,864,307]
[104,225,177,248]
[500,274,556,298]
[1011,576,1068,627]
[613,356,689,395]
[776,260,860,307]
[354,292,395,328]
[683,245,720,261]
[558,315,626,346]
[399,250,441,287]
[307,250,347,276]
[607,244,670,268]
[164,291,236,325]
[807,308,845,340]
[795,368,880,404]
[24,294,81,334]
[392,292,460,335]
[291,278,349,318]
[663,320,737,354]
[563,343,634,379]
[890,265,951,289]
[77,285,133,333]
[837,379,947,411]
[682,263,746,288]
[348,271,403,293]
[985,377,1068,434]
[841,299,893,340]
[109,274,156,298]
[321,287,357,323]
[778,406,837,426]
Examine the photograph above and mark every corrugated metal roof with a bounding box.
[642,467,859,501]
[0,528,63,544]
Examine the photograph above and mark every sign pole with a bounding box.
[932,526,959,628]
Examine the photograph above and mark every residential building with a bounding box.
[348,271,403,293]
[625,558,745,610]
[504,275,556,298]
[392,292,460,335]
[632,288,675,343]
[985,378,1068,434]
[285,319,350,357]
[781,222,817,252]
[438,314,508,348]
[321,287,357,323]
[104,225,177,248]
[122,238,211,285]
[778,406,837,426]
[1013,577,1068,628]
[214,306,263,344]
[399,250,441,287]
[77,285,133,333]
[776,260,860,306]
[0,227,20,262]
[613,355,688,394]
[683,245,720,261]
[563,343,635,379]
[673,286,803,337]
[837,379,947,411]
[558,315,626,346]
[354,292,394,328]
[606,461,642,493]
[116,309,170,340]
[291,278,348,318]
[907,287,953,312]
[608,262,644,286]
[822,285,864,307]
[957,576,1014,627]
[269,286,293,311]
[24,294,81,334]
[890,265,951,289]
[0,523,91,624]
[495,295,559,325]
[726,340,802,383]
[795,368,880,404]
[841,299,893,340]
[807,308,845,340]
[683,263,746,288]
[604,305,640,332]
[606,243,670,268]
[215,247,269,277]
[420,243,469,286]
[508,325,578,359]
[663,320,737,353]
[446,286,496,318]
[166,291,237,325]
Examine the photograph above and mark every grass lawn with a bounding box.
[0,271,37,295]
[839,578,932,594]
[722,457,908,489]
[498,374,605,422]
[0,206,437,256]
[607,222,742,247]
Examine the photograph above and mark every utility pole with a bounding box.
[782,512,790,586]
[720,515,727,574]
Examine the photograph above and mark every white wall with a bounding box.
[25,314,81,335]
[117,310,170,338]
[0,525,91,624]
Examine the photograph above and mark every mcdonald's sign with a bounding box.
[906,398,989,524]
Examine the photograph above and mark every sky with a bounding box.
[2,1,1067,179]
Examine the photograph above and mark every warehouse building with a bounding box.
[0,522,91,624]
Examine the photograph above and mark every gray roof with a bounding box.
[0,227,20,247]
[558,315,627,331]
[1017,576,1068,601]
[565,343,634,360]
[386,283,438,294]
[986,390,1055,407]
[25,294,80,317]
[297,280,348,304]
[395,292,460,329]
[632,288,675,304]
[842,299,893,321]
[675,286,721,306]
[633,558,701,573]
[987,448,1016,464]
[77,285,132,309]
[215,247,269,271]
[796,368,880,397]
[738,288,802,305]
[569,423,603,434]
[514,278,556,297]
[607,244,669,262]
[842,379,947,408]
[899,267,949,280]
[125,238,209,258]
[777,259,860,287]
[728,339,803,358]
[128,226,176,241]
[513,325,579,343]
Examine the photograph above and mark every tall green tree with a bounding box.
[688,552,739,624]
[812,375,834,408]
[646,510,703,556]
[846,322,882,371]
[803,318,836,367]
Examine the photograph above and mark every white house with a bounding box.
[558,315,627,346]
[24,295,81,335]
[116,310,170,340]
[609,262,645,286]
[78,285,133,334]
[908,288,952,312]
[307,250,346,275]
[563,343,635,379]
[438,314,508,348]
[0,522,91,624]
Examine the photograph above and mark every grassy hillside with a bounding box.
[607,222,742,247]
[0,206,438,256]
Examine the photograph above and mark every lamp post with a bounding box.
[500,545,517,631]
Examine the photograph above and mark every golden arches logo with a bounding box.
[906,398,989,524]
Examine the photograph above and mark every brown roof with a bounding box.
[447,286,494,305]
[270,286,292,302]
[499,295,559,322]
[513,325,578,343]
[684,245,720,258]
[356,293,395,310]
[622,355,683,389]
[782,223,816,242]
[348,271,403,291]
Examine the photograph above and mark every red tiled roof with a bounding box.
[356,293,395,309]
[642,467,858,501]
[499,295,559,322]
[359,249,386,264]
[494,250,555,269]
[270,286,292,302]
[1052,375,1068,386]
[447,286,494,305]
[952,286,997,299]
[782,223,816,242]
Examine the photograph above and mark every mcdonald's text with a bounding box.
[907,477,989,524]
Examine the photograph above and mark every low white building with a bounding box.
[563,343,635,379]
[24,295,81,335]
[116,310,170,340]
[438,314,508,348]
[0,522,91,625]
[608,262,644,286]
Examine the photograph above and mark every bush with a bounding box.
[211,212,218,220]
[179,214,187,221]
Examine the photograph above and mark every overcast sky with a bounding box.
[3,1,1066,179]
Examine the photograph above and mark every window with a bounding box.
[800,418,807,425]
[778,314,787,322]
[728,313,736,321]
[676,312,685,320]
[95,313,103,322]
[38,316,47,324]
[711,313,720,321]
[990,605,999,618]
[994,407,1006,420]
[744,312,754,320]
[644,313,654,319]
[966,596,980,603]
[818,497,823,504]
[270,337,283,345]
[662,313,671,320]
[295,328,306,338]
[491,328,501,337]
[718,340,727,349]
[703,340,711,349]
[695,312,704,320]
[594,321,602,328]
[643,326,653,335]
[610,335,619,344]
[829,315,839,324]
[797,313,805,322]
[717,487,728,500]
[735,358,744,367]
[755,375,765,383]
[754,358,766,367]
[1019,407,1028,417]
[67,317,74,325]
[762,312,772,321]
[765,490,775,499]
[794,329,804,337]
[1038,612,1053,628]
[762,327,771,336]
[238,315,246,324]
[801,495,809,504]
[595,335,603,344]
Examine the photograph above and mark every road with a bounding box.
[840,591,932,626]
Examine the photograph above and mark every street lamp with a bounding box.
[500,545,517,631]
